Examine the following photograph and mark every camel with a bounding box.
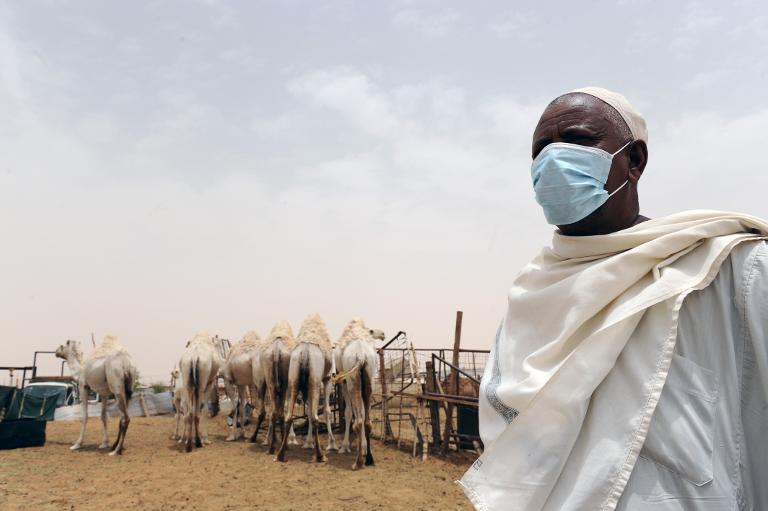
[301,347,338,452]
[170,367,189,442]
[179,332,224,452]
[55,336,137,456]
[221,331,264,442]
[441,372,480,397]
[275,313,333,463]
[333,318,385,469]
[255,320,299,452]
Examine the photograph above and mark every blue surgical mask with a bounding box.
[531,141,632,225]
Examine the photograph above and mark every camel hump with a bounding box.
[337,317,371,348]
[265,320,296,349]
[86,335,127,360]
[296,313,331,350]
[186,331,214,348]
[228,331,262,358]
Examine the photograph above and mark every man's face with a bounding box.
[531,94,638,235]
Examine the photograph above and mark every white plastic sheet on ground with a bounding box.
[54,391,174,421]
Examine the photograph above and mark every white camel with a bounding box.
[256,320,300,452]
[221,331,263,442]
[333,318,385,469]
[276,313,333,463]
[55,336,138,456]
[179,332,224,452]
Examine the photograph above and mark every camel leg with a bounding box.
[266,407,282,454]
[200,402,211,445]
[173,411,181,442]
[278,412,286,451]
[98,394,110,448]
[193,398,203,448]
[184,409,193,451]
[274,379,287,453]
[252,409,268,444]
[172,401,179,440]
[263,413,274,448]
[288,422,299,445]
[363,367,374,466]
[307,374,328,463]
[258,362,278,450]
[236,386,246,440]
[324,378,338,451]
[250,384,267,445]
[226,386,243,441]
[266,381,284,453]
[172,397,184,441]
[339,382,353,453]
[303,404,315,449]
[184,386,196,452]
[181,406,188,444]
[109,393,130,456]
[251,381,268,444]
[225,389,237,441]
[194,413,202,448]
[178,397,188,444]
[275,359,300,462]
[199,379,212,445]
[261,412,273,449]
[276,386,297,462]
[71,387,89,450]
[245,384,257,439]
[350,376,366,470]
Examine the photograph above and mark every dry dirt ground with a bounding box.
[0,416,473,510]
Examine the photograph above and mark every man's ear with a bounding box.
[628,140,648,183]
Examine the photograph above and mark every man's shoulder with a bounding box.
[728,238,768,273]
[723,239,768,296]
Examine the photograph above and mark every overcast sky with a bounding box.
[2,0,767,383]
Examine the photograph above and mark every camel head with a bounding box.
[55,339,82,363]
[369,329,386,342]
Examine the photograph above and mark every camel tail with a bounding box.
[331,360,362,386]
[360,360,370,409]
[124,372,134,401]
[273,349,281,395]
[188,358,199,402]
[188,359,198,405]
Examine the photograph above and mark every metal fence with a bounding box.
[367,315,489,458]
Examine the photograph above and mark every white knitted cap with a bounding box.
[570,86,648,143]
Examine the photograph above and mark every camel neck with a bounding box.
[65,354,83,380]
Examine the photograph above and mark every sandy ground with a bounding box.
[0,415,473,510]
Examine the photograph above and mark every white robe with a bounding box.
[459,211,768,511]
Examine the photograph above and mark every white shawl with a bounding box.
[459,210,768,511]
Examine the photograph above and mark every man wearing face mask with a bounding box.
[458,87,768,510]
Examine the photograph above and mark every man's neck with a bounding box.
[559,212,649,236]
[631,214,650,227]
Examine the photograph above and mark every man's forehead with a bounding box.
[540,94,611,122]
[534,97,612,133]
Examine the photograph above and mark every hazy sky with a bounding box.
[2,1,767,383]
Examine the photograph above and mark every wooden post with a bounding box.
[442,310,463,455]
[378,349,392,442]
[336,382,344,432]
[139,393,150,417]
[424,360,441,450]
